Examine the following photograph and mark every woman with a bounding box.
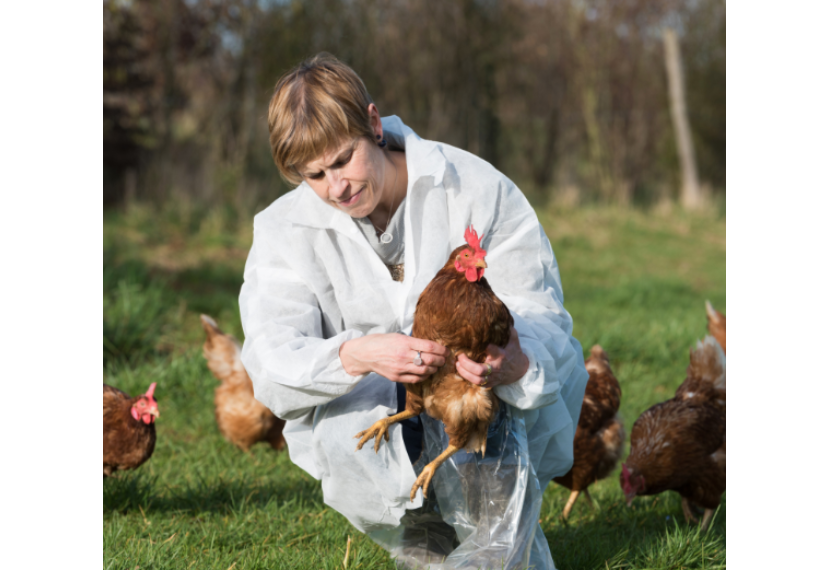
[240,53,588,569]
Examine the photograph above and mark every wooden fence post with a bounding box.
[663,27,702,210]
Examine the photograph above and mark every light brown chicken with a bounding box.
[553,345,625,519]
[705,301,726,353]
[354,226,512,501]
[201,315,285,452]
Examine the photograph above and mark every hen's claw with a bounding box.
[410,463,438,501]
[409,444,461,501]
[354,421,391,453]
[354,410,420,454]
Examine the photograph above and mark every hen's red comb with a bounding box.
[145,382,157,400]
[464,225,486,253]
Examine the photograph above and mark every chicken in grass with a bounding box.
[553,345,625,520]
[354,226,513,501]
[103,383,159,477]
[620,336,726,531]
[201,315,286,452]
[705,300,726,353]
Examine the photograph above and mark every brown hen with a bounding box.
[201,315,286,452]
[355,226,512,501]
[553,345,625,519]
[620,336,726,531]
[103,383,159,477]
[705,300,726,353]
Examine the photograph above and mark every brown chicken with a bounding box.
[620,336,726,531]
[355,226,512,501]
[103,383,159,477]
[705,300,726,353]
[201,314,286,452]
[553,345,625,520]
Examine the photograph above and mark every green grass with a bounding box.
[103,201,726,569]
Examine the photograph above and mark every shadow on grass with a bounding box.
[104,469,324,516]
[104,249,247,364]
[544,494,726,570]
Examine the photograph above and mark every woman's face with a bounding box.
[299,135,388,219]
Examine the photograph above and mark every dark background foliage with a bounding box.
[103,0,725,211]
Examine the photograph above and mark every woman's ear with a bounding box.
[367,103,383,138]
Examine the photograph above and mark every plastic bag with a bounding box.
[370,404,555,569]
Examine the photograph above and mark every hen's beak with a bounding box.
[475,259,488,269]
[149,408,160,419]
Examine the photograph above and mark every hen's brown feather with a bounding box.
[627,401,725,508]
[103,384,156,477]
[409,245,513,454]
[623,337,726,510]
[201,315,285,452]
[676,337,726,411]
[705,301,726,353]
[553,345,625,492]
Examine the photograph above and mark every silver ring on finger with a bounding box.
[413,350,423,366]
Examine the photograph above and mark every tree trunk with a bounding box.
[663,28,701,210]
[530,104,560,193]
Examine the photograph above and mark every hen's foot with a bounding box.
[409,444,461,501]
[354,420,392,453]
[681,498,700,524]
[410,463,438,502]
[354,410,418,453]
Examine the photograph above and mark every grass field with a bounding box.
[103,201,726,570]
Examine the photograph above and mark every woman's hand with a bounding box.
[339,333,450,383]
[456,327,529,389]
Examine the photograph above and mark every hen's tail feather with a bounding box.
[200,314,221,340]
[589,345,609,361]
[705,300,722,324]
[200,314,247,385]
[689,335,725,390]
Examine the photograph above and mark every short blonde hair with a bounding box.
[268,53,375,185]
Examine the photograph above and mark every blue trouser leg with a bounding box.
[396,382,423,464]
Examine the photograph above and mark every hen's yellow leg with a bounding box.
[354,410,419,453]
[583,487,598,510]
[410,444,461,501]
[561,490,580,520]
[700,508,715,532]
[681,498,699,524]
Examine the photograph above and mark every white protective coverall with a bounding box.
[239,116,589,567]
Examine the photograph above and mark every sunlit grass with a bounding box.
[104,201,725,569]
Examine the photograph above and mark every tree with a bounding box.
[663,27,701,209]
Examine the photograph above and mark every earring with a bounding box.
[378,138,387,148]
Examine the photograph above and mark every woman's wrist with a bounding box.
[505,352,530,385]
[491,352,528,388]
[339,337,368,376]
